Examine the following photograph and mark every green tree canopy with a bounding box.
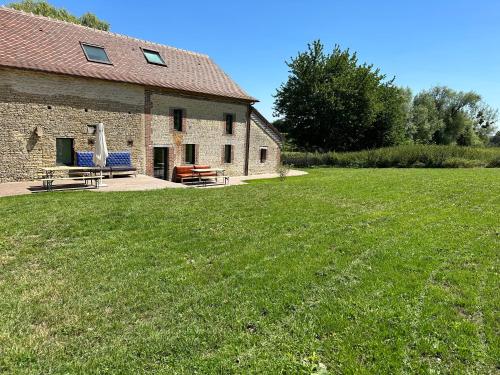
[79,12,110,31]
[7,0,110,31]
[409,86,498,146]
[274,40,411,151]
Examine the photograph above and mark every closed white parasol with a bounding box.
[93,123,109,187]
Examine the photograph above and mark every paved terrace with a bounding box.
[0,170,307,197]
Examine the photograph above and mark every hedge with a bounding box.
[282,145,500,168]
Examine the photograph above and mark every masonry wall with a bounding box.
[247,118,281,175]
[0,68,146,182]
[0,67,281,183]
[149,92,249,178]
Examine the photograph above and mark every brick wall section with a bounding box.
[149,92,249,178]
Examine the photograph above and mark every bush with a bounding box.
[441,158,484,168]
[276,163,291,181]
[487,156,500,168]
[282,145,500,168]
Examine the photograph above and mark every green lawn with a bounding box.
[1,169,498,374]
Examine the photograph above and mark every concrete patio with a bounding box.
[0,170,307,197]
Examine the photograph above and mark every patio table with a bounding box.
[41,166,102,191]
[191,168,228,186]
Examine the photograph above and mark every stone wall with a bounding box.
[0,67,145,182]
[0,67,282,183]
[247,116,281,175]
[149,92,249,178]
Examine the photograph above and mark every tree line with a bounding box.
[274,41,499,151]
[7,0,110,31]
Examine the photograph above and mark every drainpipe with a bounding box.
[244,105,251,176]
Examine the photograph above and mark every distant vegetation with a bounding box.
[491,130,500,146]
[274,40,499,151]
[282,145,500,168]
[7,0,110,30]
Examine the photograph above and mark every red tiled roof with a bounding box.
[0,7,256,102]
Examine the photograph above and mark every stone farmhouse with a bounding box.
[0,7,282,182]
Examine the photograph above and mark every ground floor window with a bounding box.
[185,144,196,164]
[224,145,232,163]
[260,147,268,163]
[56,138,74,166]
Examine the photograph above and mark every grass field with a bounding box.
[1,169,499,374]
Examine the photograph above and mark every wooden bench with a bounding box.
[174,165,216,183]
[174,165,228,185]
[41,176,102,191]
[179,175,199,184]
[199,175,229,186]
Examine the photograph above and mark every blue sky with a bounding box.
[2,0,499,120]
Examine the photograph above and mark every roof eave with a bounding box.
[1,64,258,104]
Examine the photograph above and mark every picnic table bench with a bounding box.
[193,169,229,186]
[39,166,103,191]
[174,165,228,186]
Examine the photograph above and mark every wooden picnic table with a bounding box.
[42,166,96,174]
[191,168,225,173]
[40,166,103,191]
[191,168,229,186]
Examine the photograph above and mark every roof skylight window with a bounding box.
[142,49,166,66]
[81,43,112,64]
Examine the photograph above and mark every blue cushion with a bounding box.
[76,151,132,167]
[76,151,95,167]
[106,152,132,167]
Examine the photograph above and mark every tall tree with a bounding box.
[7,0,110,31]
[79,12,110,31]
[274,41,410,151]
[410,86,497,146]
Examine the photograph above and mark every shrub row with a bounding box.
[282,145,500,168]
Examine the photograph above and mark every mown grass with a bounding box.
[283,145,500,168]
[0,169,499,374]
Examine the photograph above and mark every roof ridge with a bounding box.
[0,6,209,58]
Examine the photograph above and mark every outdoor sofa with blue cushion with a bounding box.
[76,151,137,177]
